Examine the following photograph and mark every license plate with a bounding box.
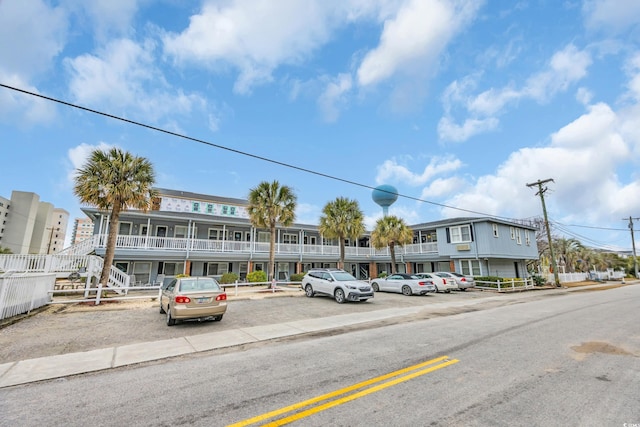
[196,297,209,303]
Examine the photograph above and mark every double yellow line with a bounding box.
[228,355,459,426]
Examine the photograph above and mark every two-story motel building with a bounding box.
[80,188,539,284]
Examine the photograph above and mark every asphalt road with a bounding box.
[1,285,638,426]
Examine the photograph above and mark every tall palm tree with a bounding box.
[247,180,297,284]
[370,215,413,274]
[319,197,365,270]
[74,148,156,286]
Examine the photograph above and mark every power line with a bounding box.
[1,82,518,220]
[0,82,634,246]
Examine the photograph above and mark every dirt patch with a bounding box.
[571,341,637,357]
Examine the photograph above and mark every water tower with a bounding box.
[372,185,398,216]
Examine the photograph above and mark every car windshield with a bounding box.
[179,278,221,292]
[331,271,357,281]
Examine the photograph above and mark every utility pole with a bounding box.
[625,216,639,279]
[527,178,560,287]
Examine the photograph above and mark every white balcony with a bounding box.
[89,234,439,258]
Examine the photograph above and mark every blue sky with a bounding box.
[2,0,640,251]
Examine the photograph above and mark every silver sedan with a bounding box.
[371,273,437,296]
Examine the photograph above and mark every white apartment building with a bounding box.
[0,191,69,254]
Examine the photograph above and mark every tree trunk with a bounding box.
[389,242,397,273]
[100,204,121,286]
[269,223,276,287]
[338,235,345,270]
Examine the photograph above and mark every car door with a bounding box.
[317,272,332,295]
[384,274,402,293]
[161,278,178,310]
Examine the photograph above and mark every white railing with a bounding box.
[475,278,536,292]
[0,272,56,320]
[87,234,439,257]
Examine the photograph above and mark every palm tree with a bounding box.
[73,148,156,287]
[247,180,297,284]
[370,215,413,274]
[319,197,365,270]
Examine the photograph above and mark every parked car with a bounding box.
[414,272,457,293]
[160,276,227,326]
[434,272,476,290]
[302,268,374,303]
[371,273,436,296]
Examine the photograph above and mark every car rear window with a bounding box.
[179,278,221,292]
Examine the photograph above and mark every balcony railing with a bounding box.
[89,234,439,258]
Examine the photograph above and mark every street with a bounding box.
[1,285,638,426]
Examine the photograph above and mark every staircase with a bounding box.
[0,253,129,294]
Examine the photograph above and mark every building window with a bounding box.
[118,222,132,235]
[510,227,515,239]
[525,231,531,246]
[492,224,499,238]
[257,232,270,243]
[192,202,200,212]
[282,233,298,244]
[222,206,229,215]
[230,206,236,215]
[460,260,481,276]
[163,262,184,276]
[449,225,471,243]
[516,229,522,245]
[208,228,227,240]
[174,226,188,238]
[206,204,214,214]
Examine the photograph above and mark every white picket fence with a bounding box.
[0,272,56,320]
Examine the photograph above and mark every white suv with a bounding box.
[302,268,374,303]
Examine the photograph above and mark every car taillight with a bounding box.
[418,281,432,286]
[175,295,191,304]
[216,293,227,301]
[460,277,467,281]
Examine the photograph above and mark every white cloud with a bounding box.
[317,73,353,122]
[583,0,640,33]
[439,101,640,223]
[419,177,467,199]
[439,44,592,142]
[375,156,464,186]
[357,0,482,87]
[64,0,142,38]
[65,38,207,123]
[0,74,57,124]
[162,0,341,94]
[0,0,67,78]
[437,116,499,143]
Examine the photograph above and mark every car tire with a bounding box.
[402,285,412,296]
[372,283,379,292]
[434,285,439,293]
[213,314,223,321]
[460,287,467,291]
[304,284,314,297]
[166,307,176,326]
[159,303,165,314]
[334,288,346,304]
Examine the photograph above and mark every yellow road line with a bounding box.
[227,356,458,427]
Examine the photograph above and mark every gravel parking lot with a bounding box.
[0,287,546,364]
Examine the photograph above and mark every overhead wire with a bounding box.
[1,82,635,250]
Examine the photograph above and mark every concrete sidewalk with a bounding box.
[0,282,631,389]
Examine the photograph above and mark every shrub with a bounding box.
[176,273,190,278]
[378,272,388,278]
[219,272,239,284]
[247,270,267,283]
[531,275,546,286]
[290,272,305,282]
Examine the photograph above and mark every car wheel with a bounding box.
[460,287,467,291]
[434,285,440,293]
[402,285,412,296]
[372,283,379,292]
[334,288,346,304]
[159,302,165,314]
[213,314,223,321]
[166,307,176,326]
[305,284,314,297]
